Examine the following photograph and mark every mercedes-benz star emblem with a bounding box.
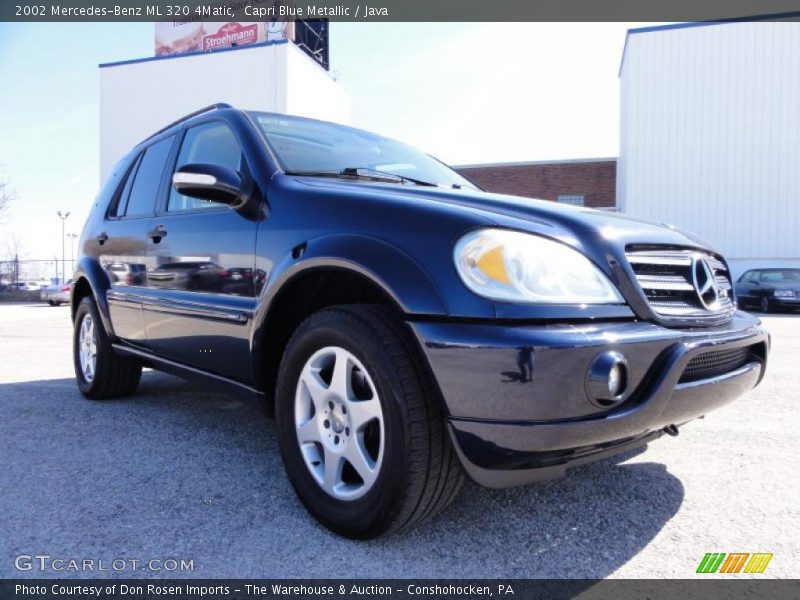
[691,254,719,310]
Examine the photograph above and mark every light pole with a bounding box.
[57,211,70,283]
[67,233,78,275]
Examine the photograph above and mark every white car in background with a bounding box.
[24,279,51,290]
[40,281,72,306]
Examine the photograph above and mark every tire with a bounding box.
[73,296,142,400]
[760,296,771,313]
[47,300,55,306]
[275,304,464,538]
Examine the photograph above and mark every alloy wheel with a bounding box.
[78,313,98,382]
[294,346,384,500]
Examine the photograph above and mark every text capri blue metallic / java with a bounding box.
[70,104,769,538]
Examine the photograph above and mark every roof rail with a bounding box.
[145,103,233,140]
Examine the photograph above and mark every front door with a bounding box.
[142,120,258,382]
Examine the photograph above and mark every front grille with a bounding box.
[679,346,752,383]
[626,246,735,323]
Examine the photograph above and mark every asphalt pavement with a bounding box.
[0,302,798,579]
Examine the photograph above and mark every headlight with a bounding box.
[774,290,794,298]
[453,228,623,304]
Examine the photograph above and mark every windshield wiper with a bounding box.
[284,167,438,187]
[341,167,438,187]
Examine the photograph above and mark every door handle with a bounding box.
[95,232,108,245]
[148,225,167,243]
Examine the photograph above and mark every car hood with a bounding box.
[294,177,719,254]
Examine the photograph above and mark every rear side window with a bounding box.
[97,154,135,212]
[112,154,141,217]
[119,136,175,218]
[168,122,242,212]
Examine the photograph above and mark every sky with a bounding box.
[0,22,650,273]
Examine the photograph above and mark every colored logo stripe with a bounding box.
[697,553,726,573]
[719,553,749,573]
[744,553,773,573]
[697,553,773,574]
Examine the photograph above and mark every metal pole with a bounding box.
[68,233,77,276]
[57,211,70,284]
[61,218,65,283]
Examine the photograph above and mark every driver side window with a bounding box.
[168,122,242,212]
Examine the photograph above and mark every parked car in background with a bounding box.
[30,278,52,290]
[736,268,800,313]
[70,105,769,538]
[146,260,226,292]
[41,280,73,306]
[104,262,146,286]
[5,282,39,291]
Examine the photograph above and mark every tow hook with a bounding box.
[663,424,679,437]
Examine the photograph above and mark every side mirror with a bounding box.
[172,163,242,206]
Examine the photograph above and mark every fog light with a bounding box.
[585,351,628,408]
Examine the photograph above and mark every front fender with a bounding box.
[260,233,450,319]
[249,234,450,390]
[72,257,115,338]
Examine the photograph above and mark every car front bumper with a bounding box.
[770,296,800,309]
[409,311,769,488]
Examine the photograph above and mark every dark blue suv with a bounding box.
[72,104,769,538]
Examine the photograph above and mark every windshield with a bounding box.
[759,270,800,282]
[251,112,476,189]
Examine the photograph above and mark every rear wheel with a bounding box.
[275,305,464,538]
[760,296,771,313]
[73,296,141,400]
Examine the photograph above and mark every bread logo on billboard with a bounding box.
[203,22,259,51]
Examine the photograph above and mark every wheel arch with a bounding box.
[250,234,450,413]
[71,257,115,337]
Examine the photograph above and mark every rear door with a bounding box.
[142,119,258,382]
[96,135,176,344]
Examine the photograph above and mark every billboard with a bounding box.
[155,21,294,56]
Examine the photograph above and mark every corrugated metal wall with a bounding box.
[618,22,800,275]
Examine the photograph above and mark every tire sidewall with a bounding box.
[275,312,410,538]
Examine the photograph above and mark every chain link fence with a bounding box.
[0,258,75,290]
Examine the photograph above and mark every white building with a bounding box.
[99,40,349,181]
[617,20,800,277]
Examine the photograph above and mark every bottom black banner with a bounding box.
[2,579,799,600]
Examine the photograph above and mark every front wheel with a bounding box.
[73,296,142,399]
[275,305,464,538]
[760,296,771,313]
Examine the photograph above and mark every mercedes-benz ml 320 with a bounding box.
[71,104,769,538]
